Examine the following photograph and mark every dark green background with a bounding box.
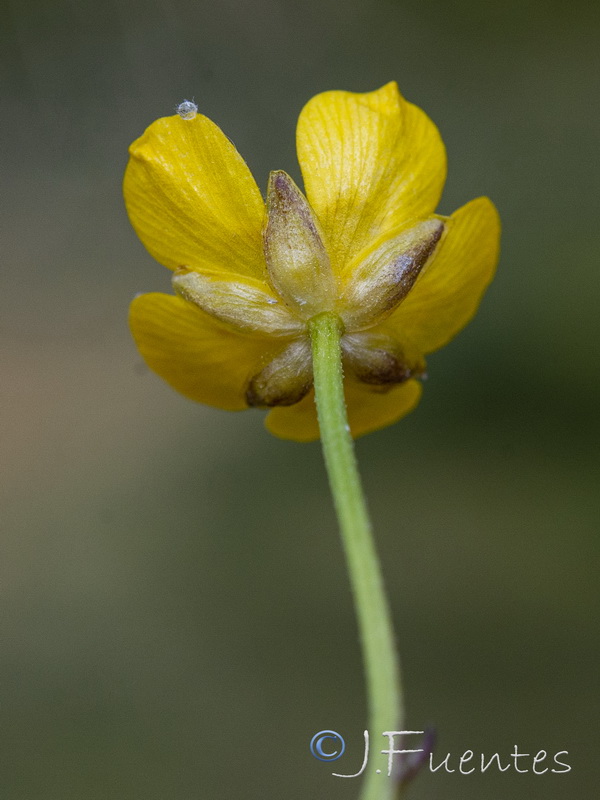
[1,1,598,798]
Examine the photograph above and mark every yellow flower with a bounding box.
[125,83,500,442]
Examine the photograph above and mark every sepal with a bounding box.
[246,338,313,407]
[342,332,426,386]
[264,171,335,318]
[340,219,444,330]
[172,268,303,336]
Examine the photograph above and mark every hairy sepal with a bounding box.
[340,219,445,330]
[172,268,303,336]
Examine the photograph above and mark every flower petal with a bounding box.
[296,82,446,272]
[385,197,501,354]
[124,114,266,279]
[129,293,279,410]
[265,379,422,442]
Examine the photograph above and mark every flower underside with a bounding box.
[173,170,443,408]
[126,82,500,441]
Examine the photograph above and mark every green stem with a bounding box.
[309,312,403,800]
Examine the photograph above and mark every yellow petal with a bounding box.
[265,379,422,442]
[129,293,279,410]
[386,197,501,354]
[296,82,446,272]
[124,114,266,279]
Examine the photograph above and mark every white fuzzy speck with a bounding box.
[177,100,198,120]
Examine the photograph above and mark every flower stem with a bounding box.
[309,312,403,800]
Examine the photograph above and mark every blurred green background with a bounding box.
[1,0,598,798]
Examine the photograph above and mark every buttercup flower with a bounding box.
[125,82,500,441]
